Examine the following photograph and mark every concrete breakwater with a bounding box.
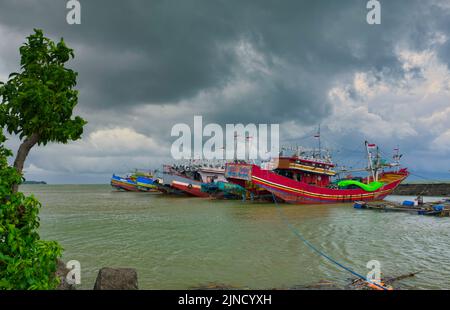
[393,183,450,197]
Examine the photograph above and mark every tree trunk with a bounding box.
[12,132,40,193]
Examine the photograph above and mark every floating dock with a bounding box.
[392,183,450,196]
[354,199,450,217]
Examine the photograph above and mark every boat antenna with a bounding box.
[365,141,376,184]
[234,133,238,162]
[393,145,402,171]
[314,125,321,158]
[375,145,380,182]
[245,133,253,162]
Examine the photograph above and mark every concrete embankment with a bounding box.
[392,183,450,197]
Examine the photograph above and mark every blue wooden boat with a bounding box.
[136,176,159,192]
[111,174,139,192]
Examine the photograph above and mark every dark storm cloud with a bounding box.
[0,0,240,107]
[1,0,445,125]
[1,0,450,182]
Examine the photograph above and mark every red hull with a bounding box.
[171,180,210,198]
[226,164,409,204]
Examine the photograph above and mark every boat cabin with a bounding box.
[272,156,336,187]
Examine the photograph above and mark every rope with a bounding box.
[408,171,444,184]
[407,171,446,196]
[271,193,389,290]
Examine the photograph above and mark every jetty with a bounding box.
[392,183,450,196]
[354,199,450,217]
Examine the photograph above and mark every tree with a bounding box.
[0,29,86,289]
[0,29,86,192]
[0,130,62,289]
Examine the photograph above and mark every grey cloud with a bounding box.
[1,0,450,182]
[1,0,437,115]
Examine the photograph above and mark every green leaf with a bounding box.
[0,28,73,290]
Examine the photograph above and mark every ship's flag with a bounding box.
[367,143,376,148]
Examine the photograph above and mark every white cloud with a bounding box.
[428,32,448,46]
[397,49,435,72]
[431,129,450,152]
[88,127,159,154]
[20,127,166,178]
[326,37,450,150]
[25,163,46,174]
[431,0,450,12]
[0,25,23,82]
[234,39,272,76]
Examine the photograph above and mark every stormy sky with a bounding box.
[1,0,450,183]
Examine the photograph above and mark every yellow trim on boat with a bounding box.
[286,163,336,176]
[252,175,394,199]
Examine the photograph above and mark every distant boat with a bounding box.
[111,169,161,193]
[171,176,209,197]
[136,176,159,192]
[197,164,227,183]
[197,163,257,200]
[155,165,209,197]
[23,180,47,185]
[110,174,140,192]
[201,181,248,200]
[225,141,409,204]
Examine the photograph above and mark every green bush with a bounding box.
[0,131,62,290]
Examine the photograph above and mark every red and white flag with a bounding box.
[367,143,376,148]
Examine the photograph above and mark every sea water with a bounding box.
[22,185,450,290]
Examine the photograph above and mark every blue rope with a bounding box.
[271,193,389,290]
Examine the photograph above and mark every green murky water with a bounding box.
[21,185,450,290]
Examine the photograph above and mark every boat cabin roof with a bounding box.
[280,156,335,168]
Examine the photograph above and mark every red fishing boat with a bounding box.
[225,142,408,204]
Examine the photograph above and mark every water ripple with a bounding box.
[21,184,450,290]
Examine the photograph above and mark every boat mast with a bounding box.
[245,132,249,162]
[314,125,321,159]
[392,146,402,172]
[374,146,380,182]
[234,133,237,162]
[365,141,375,184]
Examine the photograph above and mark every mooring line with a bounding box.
[408,171,444,184]
[271,193,389,290]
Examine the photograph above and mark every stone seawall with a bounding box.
[392,183,450,197]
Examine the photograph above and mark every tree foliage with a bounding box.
[0,131,62,289]
[0,29,86,145]
[0,29,86,289]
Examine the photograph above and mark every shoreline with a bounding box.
[392,183,450,197]
[22,182,450,198]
